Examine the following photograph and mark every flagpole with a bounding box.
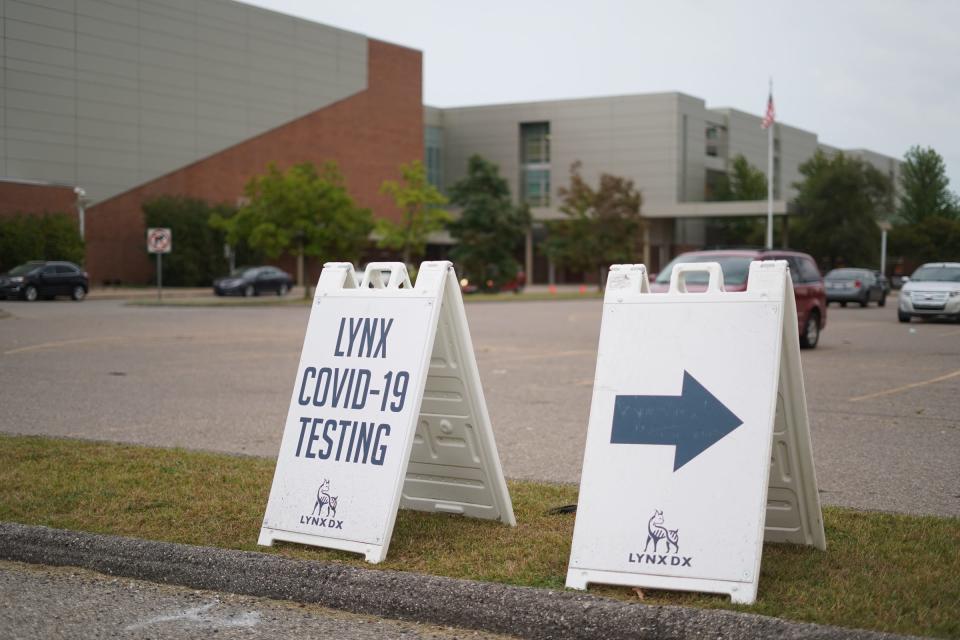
[766,79,774,249]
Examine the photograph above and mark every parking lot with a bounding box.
[0,295,957,518]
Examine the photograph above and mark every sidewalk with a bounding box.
[87,287,211,301]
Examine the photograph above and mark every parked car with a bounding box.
[0,260,88,301]
[874,271,891,298]
[897,262,960,323]
[213,266,293,297]
[824,268,886,307]
[650,249,827,348]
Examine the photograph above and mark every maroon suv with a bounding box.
[649,250,827,349]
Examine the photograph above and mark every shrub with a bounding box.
[142,196,251,286]
[0,212,84,272]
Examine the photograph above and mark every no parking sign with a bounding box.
[146,228,172,254]
[146,228,172,299]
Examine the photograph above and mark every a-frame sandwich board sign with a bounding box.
[259,261,515,562]
[566,260,825,604]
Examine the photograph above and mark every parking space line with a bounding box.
[848,369,960,402]
[3,332,294,356]
[3,336,130,355]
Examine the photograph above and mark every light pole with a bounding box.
[878,220,892,276]
[74,186,87,241]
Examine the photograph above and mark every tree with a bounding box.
[376,160,451,268]
[0,212,84,273]
[714,154,768,201]
[888,216,960,267]
[545,161,644,288]
[791,151,892,269]
[144,196,239,286]
[897,146,959,224]
[447,155,531,290]
[707,154,767,246]
[221,162,373,294]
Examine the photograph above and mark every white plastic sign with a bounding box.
[566,260,825,604]
[260,261,515,562]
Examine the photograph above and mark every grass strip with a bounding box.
[125,291,603,307]
[0,434,956,638]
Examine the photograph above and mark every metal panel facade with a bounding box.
[1,0,368,203]
[441,93,686,221]
[435,95,896,220]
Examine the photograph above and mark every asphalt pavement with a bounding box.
[0,295,957,517]
[0,559,512,640]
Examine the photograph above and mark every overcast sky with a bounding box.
[246,0,960,190]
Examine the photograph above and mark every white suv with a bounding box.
[898,262,960,323]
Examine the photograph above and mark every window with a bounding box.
[654,255,753,287]
[705,123,727,158]
[910,265,960,282]
[704,169,727,201]
[424,126,443,189]
[798,258,822,282]
[782,257,804,283]
[521,122,550,164]
[523,169,550,207]
[520,122,550,206]
[55,265,77,274]
[783,256,824,283]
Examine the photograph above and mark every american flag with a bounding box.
[761,90,775,129]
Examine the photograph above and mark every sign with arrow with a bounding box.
[566,261,824,605]
[611,371,743,471]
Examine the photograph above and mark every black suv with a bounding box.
[0,261,89,301]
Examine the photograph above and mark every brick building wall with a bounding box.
[85,39,423,285]
[0,181,77,220]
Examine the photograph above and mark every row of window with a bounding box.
[520,122,550,206]
[427,120,786,206]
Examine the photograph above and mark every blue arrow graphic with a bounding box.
[611,371,743,471]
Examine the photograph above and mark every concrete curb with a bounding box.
[86,287,213,301]
[0,522,915,640]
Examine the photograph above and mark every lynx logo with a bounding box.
[299,478,344,529]
[628,510,693,567]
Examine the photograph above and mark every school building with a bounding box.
[0,0,899,284]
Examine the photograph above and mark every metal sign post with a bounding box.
[146,227,172,300]
[259,261,515,563]
[566,261,824,604]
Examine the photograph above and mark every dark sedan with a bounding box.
[213,266,293,297]
[824,268,886,307]
[0,261,88,301]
